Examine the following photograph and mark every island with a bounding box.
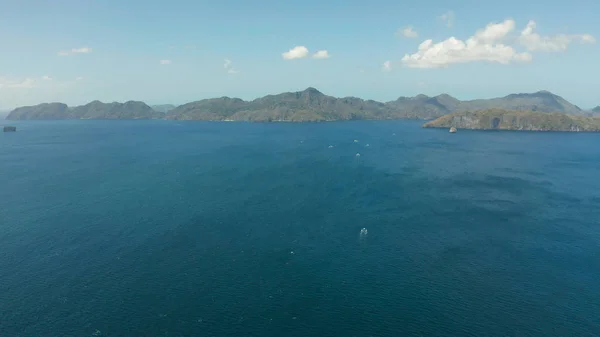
[6,101,163,120]
[423,109,600,132]
[5,88,587,123]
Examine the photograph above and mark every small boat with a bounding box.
[3,126,16,132]
[449,127,457,133]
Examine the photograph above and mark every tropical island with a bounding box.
[423,109,600,132]
[6,101,163,120]
[5,87,600,132]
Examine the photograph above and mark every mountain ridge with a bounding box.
[6,88,585,121]
[7,101,163,120]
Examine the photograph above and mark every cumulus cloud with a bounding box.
[57,47,92,56]
[439,11,455,28]
[382,60,392,71]
[75,76,85,81]
[282,46,309,60]
[398,26,418,38]
[160,59,172,65]
[223,59,238,74]
[42,75,52,81]
[518,20,596,52]
[401,19,532,68]
[312,50,330,59]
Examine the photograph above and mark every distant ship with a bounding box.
[449,127,457,133]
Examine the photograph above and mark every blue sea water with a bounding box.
[1,120,600,337]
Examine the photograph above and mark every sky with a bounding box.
[0,0,599,110]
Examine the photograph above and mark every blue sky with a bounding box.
[1,0,599,110]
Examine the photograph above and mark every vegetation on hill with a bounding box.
[4,88,588,122]
[7,103,70,120]
[6,101,163,120]
[166,88,585,122]
[167,88,391,122]
[70,101,163,119]
[151,104,176,113]
[423,109,600,132]
[456,91,582,115]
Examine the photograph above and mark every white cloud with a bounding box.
[582,35,596,43]
[398,26,418,38]
[282,46,309,60]
[518,20,596,52]
[75,76,85,81]
[401,19,532,68]
[72,47,92,53]
[312,50,330,59]
[0,75,85,91]
[57,47,92,56]
[473,19,516,43]
[0,76,85,110]
[382,60,392,71]
[160,59,172,65]
[439,11,455,28]
[223,59,238,74]
[0,77,37,89]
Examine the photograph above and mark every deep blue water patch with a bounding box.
[1,120,600,336]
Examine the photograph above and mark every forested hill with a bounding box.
[6,88,585,121]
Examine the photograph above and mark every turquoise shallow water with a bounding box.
[1,120,600,337]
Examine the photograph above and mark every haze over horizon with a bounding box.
[1,0,598,110]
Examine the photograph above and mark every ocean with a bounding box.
[1,120,600,337]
